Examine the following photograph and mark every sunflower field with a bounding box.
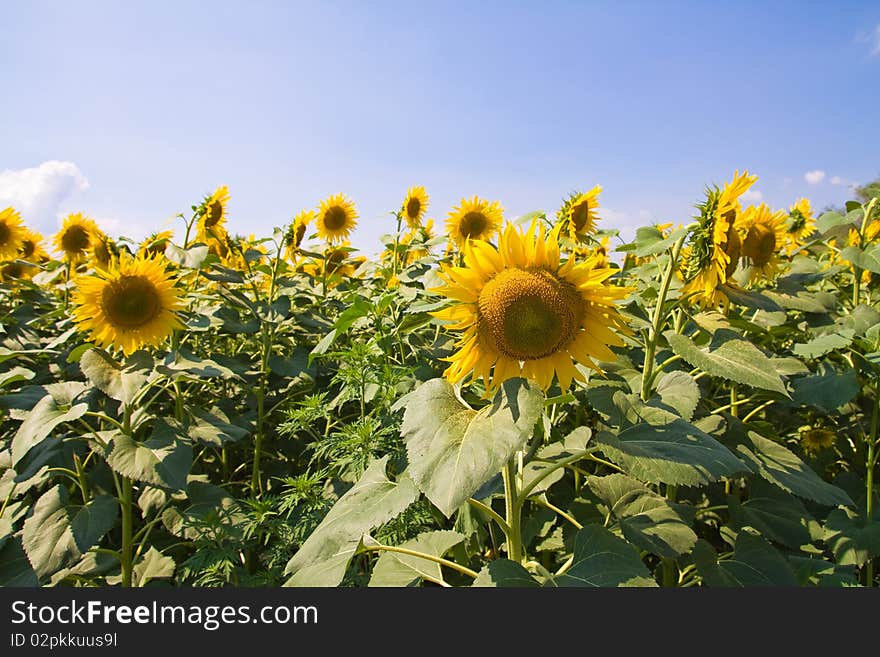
[1,174,879,589]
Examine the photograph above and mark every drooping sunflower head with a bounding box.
[91,234,117,268]
[197,185,230,244]
[740,203,788,284]
[138,230,175,260]
[284,210,315,262]
[0,207,26,261]
[19,228,50,264]
[54,213,101,263]
[681,171,757,307]
[432,220,631,391]
[786,198,815,253]
[316,194,358,244]
[800,427,836,455]
[557,185,602,239]
[446,196,504,247]
[402,186,430,229]
[71,253,184,356]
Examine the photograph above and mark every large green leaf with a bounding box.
[133,546,176,586]
[654,370,700,420]
[101,420,193,491]
[693,533,798,586]
[522,427,591,497]
[12,393,89,466]
[472,559,540,587]
[587,474,697,558]
[187,407,249,446]
[792,330,854,359]
[400,378,543,517]
[728,492,814,550]
[547,525,655,587]
[79,348,153,406]
[791,369,859,412]
[284,457,418,586]
[0,537,39,586]
[164,242,209,269]
[595,419,746,486]
[840,244,880,274]
[22,486,118,579]
[666,330,787,395]
[368,530,464,587]
[822,507,880,566]
[721,422,852,507]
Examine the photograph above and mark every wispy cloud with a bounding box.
[830,175,857,188]
[0,161,89,231]
[804,170,826,185]
[742,189,763,202]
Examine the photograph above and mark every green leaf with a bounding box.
[0,537,39,586]
[22,486,118,579]
[791,369,859,412]
[187,407,249,446]
[719,285,783,311]
[309,328,338,361]
[655,371,700,420]
[822,507,880,566]
[729,493,814,550]
[472,560,540,587]
[522,427,592,497]
[284,457,418,586]
[841,245,880,274]
[102,420,193,491]
[0,366,34,389]
[816,211,848,233]
[164,242,209,269]
[693,533,798,586]
[157,349,241,380]
[666,330,788,395]
[588,474,697,557]
[368,530,464,587]
[793,330,854,359]
[12,393,89,466]
[79,348,153,406]
[401,378,543,517]
[633,225,689,257]
[762,290,831,314]
[788,556,858,587]
[721,422,853,507]
[133,547,175,586]
[595,419,746,486]
[547,525,655,587]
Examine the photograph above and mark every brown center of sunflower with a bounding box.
[323,206,348,230]
[571,202,590,232]
[460,212,490,239]
[406,197,421,220]
[205,200,224,228]
[478,268,583,361]
[294,222,307,247]
[101,275,162,329]
[2,262,23,279]
[94,241,112,265]
[21,239,36,259]
[325,248,346,273]
[62,225,90,253]
[0,223,10,246]
[723,215,741,278]
[743,223,776,267]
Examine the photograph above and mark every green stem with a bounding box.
[502,458,524,564]
[641,236,686,401]
[866,393,879,587]
[120,475,133,587]
[360,544,479,579]
[73,453,90,503]
[467,498,511,535]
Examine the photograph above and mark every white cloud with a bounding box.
[830,175,857,188]
[0,161,89,230]
[804,170,826,185]
[742,189,763,202]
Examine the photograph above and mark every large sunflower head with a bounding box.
[740,203,788,284]
[54,213,101,264]
[785,198,815,253]
[431,221,631,391]
[681,170,757,307]
[138,230,175,260]
[557,185,602,239]
[446,196,504,247]
[197,185,230,244]
[402,186,430,229]
[71,253,184,356]
[283,210,315,262]
[0,207,26,261]
[316,194,358,244]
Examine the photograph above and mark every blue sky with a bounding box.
[1,1,879,255]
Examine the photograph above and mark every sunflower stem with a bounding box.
[853,198,878,308]
[865,391,879,586]
[502,457,524,564]
[641,235,686,401]
[120,475,134,587]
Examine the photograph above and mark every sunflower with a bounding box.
[402,186,429,229]
[557,186,602,239]
[800,427,836,455]
[431,221,631,391]
[681,170,757,307]
[91,233,116,268]
[284,210,315,262]
[2,228,50,282]
[316,194,358,244]
[71,253,183,356]
[446,196,504,247]
[54,213,101,264]
[196,185,230,245]
[0,207,27,261]
[740,203,788,283]
[138,230,175,260]
[785,198,815,253]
